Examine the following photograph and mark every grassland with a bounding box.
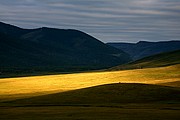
[0,64,180,120]
[0,64,179,101]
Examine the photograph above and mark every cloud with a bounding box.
[0,0,180,43]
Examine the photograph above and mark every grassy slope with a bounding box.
[159,81,180,88]
[109,50,180,70]
[0,64,179,101]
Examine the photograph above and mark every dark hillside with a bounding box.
[0,22,131,76]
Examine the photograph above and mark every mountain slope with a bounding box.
[109,50,180,70]
[0,22,131,75]
[107,41,180,60]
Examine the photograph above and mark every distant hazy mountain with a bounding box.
[0,22,131,75]
[107,41,180,60]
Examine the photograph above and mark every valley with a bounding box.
[0,64,180,120]
[0,22,180,120]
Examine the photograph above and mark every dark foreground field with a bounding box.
[1,104,180,120]
[1,83,180,120]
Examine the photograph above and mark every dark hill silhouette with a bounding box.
[107,41,180,60]
[0,22,131,75]
[0,21,33,37]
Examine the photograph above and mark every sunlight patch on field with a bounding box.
[0,64,179,101]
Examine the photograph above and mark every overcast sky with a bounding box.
[0,0,180,43]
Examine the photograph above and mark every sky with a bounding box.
[0,0,180,43]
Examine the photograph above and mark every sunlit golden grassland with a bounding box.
[0,64,179,101]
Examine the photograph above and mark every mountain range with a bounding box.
[0,22,131,74]
[107,41,180,60]
[1,21,180,75]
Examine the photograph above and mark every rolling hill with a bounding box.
[0,22,131,75]
[3,83,180,106]
[107,41,180,60]
[109,50,180,70]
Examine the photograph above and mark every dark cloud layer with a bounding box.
[0,0,180,43]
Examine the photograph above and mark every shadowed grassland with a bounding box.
[3,83,180,106]
[0,64,179,101]
[1,83,180,120]
[1,105,180,120]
